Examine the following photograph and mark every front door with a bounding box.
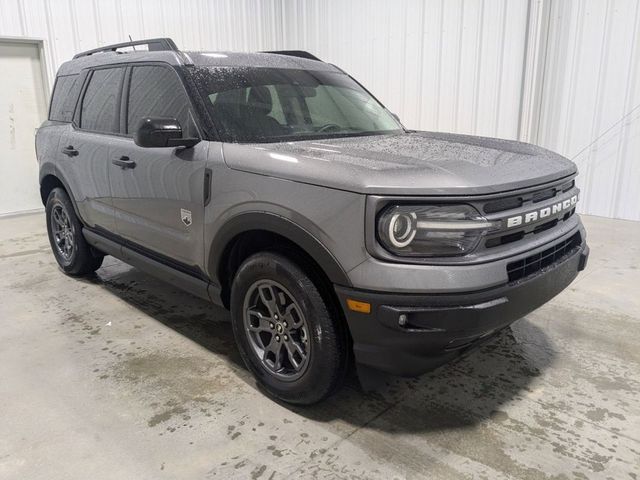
[108,64,207,271]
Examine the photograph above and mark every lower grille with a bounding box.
[506,232,582,282]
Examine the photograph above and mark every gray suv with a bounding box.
[36,38,589,404]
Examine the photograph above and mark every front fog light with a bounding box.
[377,204,500,257]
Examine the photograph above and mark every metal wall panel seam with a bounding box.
[611,1,640,219]
[452,0,465,132]
[561,0,584,158]
[517,0,537,142]
[582,0,614,215]
[472,0,485,135]
[494,0,508,135]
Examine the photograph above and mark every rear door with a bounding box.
[108,64,208,271]
[58,66,125,232]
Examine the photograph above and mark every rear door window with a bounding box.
[80,67,124,133]
[49,74,80,122]
[126,65,195,136]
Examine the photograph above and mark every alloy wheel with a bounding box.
[242,280,311,381]
[51,204,75,261]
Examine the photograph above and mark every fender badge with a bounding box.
[180,208,192,227]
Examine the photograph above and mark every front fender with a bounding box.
[207,211,352,288]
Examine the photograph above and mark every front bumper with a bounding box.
[335,239,589,377]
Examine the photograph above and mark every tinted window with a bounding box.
[49,74,80,122]
[80,68,124,133]
[126,66,194,135]
[192,67,402,143]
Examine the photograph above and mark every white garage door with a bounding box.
[0,40,48,215]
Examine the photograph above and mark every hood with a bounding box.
[222,131,577,196]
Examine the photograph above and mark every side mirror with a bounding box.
[134,117,200,148]
[391,112,401,123]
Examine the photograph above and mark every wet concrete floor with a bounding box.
[0,212,638,479]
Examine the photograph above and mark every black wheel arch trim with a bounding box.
[39,162,57,190]
[209,212,352,288]
[39,165,86,224]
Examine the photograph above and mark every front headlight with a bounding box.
[377,204,501,257]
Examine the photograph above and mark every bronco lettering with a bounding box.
[506,195,578,229]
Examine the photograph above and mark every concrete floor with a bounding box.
[0,213,639,480]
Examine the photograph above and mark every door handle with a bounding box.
[61,145,79,157]
[111,156,137,169]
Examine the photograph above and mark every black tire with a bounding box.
[45,187,104,276]
[230,252,348,404]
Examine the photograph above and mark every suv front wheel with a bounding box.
[230,252,348,404]
[45,187,104,276]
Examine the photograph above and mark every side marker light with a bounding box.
[346,299,371,314]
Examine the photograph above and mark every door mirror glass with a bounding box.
[134,117,200,148]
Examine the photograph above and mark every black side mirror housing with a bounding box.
[134,117,200,148]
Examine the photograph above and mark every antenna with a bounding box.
[128,35,136,51]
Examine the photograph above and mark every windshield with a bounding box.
[190,66,403,143]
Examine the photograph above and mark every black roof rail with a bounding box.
[262,50,322,62]
[73,38,179,59]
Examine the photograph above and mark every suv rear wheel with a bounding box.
[230,252,348,404]
[45,187,104,276]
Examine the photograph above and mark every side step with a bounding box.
[82,228,221,304]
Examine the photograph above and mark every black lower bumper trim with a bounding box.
[336,242,589,377]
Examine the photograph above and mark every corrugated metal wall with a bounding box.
[0,0,285,84]
[0,0,529,141]
[535,0,640,221]
[1,0,639,220]
[280,0,530,140]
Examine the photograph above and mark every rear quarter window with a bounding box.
[49,74,80,122]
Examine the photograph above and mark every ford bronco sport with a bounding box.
[36,38,589,404]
